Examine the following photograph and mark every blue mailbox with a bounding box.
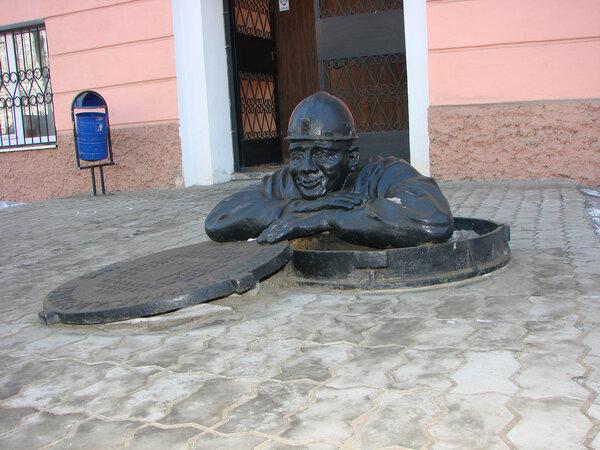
[71,91,115,195]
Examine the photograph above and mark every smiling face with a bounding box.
[289,140,359,199]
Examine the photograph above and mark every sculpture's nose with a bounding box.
[300,151,317,172]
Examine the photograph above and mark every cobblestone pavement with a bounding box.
[1,179,599,449]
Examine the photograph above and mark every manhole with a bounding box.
[284,217,511,289]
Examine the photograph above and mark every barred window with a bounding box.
[0,23,56,149]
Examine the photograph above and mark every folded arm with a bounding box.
[257,180,453,248]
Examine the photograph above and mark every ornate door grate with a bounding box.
[0,24,56,148]
[314,0,409,160]
[234,0,273,38]
[228,0,282,167]
[323,54,408,133]
[239,72,278,140]
[319,0,403,18]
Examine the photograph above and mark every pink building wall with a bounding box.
[0,0,182,202]
[427,0,600,185]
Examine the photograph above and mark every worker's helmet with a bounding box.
[286,92,357,141]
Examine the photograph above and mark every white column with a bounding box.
[172,0,234,186]
[404,0,430,175]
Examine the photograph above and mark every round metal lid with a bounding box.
[285,217,511,289]
[39,241,292,325]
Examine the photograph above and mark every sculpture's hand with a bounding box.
[285,192,368,214]
[256,212,332,244]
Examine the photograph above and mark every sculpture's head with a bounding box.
[286,92,359,199]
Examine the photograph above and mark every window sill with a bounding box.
[0,143,58,153]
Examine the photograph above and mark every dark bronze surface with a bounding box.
[39,241,292,325]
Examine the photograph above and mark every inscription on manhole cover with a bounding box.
[40,241,291,325]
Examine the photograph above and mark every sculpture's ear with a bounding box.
[348,145,360,171]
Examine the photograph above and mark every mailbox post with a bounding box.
[71,91,115,195]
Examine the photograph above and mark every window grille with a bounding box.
[0,23,56,149]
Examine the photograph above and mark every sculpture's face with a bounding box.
[289,140,358,199]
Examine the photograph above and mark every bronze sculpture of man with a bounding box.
[205,92,453,249]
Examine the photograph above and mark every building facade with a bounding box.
[0,0,598,202]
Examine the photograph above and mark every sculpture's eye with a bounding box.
[313,149,337,161]
[290,150,305,161]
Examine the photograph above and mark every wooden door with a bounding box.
[273,0,320,162]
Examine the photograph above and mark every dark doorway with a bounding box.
[224,0,283,168]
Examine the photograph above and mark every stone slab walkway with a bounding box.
[0,179,599,449]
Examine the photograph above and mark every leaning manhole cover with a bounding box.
[40,241,291,325]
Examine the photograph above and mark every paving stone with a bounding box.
[0,354,35,376]
[0,322,28,339]
[304,292,356,314]
[160,376,261,427]
[516,351,589,400]
[283,386,376,444]
[224,310,289,339]
[592,432,600,450]
[434,294,487,320]
[390,348,461,392]
[581,355,600,394]
[3,326,86,357]
[361,316,424,347]
[89,334,166,364]
[0,406,37,435]
[270,311,333,341]
[0,412,86,449]
[467,320,527,351]
[523,320,583,353]
[4,360,112,409]
[130,335,211,369]
[48,334,123,362]
[276,343,351,382]
[583,329,600,356]
[52,365,160,415]
[429,393,514,449]
[413,318,476,349]
[222,339,303,378]
[267,292,321,315]
[329,346,404,389]
[49,419,141,449]
[477,294,533,321]
[260,441,338,449]
[507,397,592,449]
[387,291,442,318]
[174,336,255,375]
[451,350,520,395]
[113,371,210,422]
[314,313,379,344]
[127,425,201,449]
[345,293,397,315]
[527,294,579,321]
[355,389,440,448]
[217,380,314,434]
[191,432,268,449]
[588,404,600,427]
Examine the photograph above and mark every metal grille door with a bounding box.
[228,0,282,168]
[315,0,409,161]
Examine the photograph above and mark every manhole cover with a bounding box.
[40,241,291,325]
